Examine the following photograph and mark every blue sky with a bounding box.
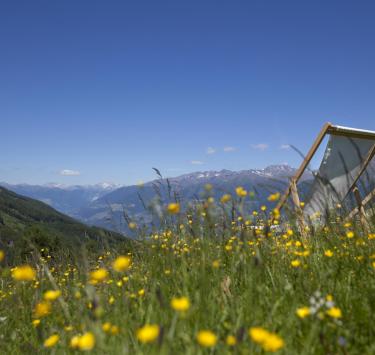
[1,0,375,185]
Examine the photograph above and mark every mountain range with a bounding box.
[1,165,314,234]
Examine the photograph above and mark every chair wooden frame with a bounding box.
[276,122,375,229]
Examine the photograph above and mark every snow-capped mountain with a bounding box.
[76,165,313,233]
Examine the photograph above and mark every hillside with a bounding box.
[0,186,128,259]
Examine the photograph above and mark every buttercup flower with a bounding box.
[129,222,137,230]
[296,307,311,318]
[11,265,36,281]
[197,330,217,347]
[89,268,109,283]
[262,333,285,352]
[226,335,237,346]
[167,203,180,214]
[70,336,80,349]
[170,296,190,312]
[44,334,59,348]
[78,332,96,351]
[326,307,342,319]
[324,250,334,257]
[249,327,284,352]
[112,256,131,272]
[291,260,301,267]
[249,327,269,343]
[32,319,41,327]
[136,324,160,343]
[33,301,51,318]
[268,192,280,202]
[346,231,354,238]
[220,194,232,203]
[235,186,247,197]
[43,290,61,301]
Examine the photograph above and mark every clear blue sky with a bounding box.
[1,0,375,185]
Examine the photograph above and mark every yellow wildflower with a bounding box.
[89,268,108,283]
[196,330,217,347]
[112,256,131,272]
[272,208,280,219]
[268,192,280,202]
[249,327,269,343]
[43,290,61,301]
[346,231,354,238]
[220,194,232,203]
[263,333,285,352]
[33,301,51,318]
[326,307,342,318]
[171,296,190,312]
[43,334,59,348]
[212,260,220,268]
[324,250,333,257]
[226,335,237,346]
[44,334,59,348]
[102,322,112,332]
[296,307,310,318]
[11,265,36,281]
[291,260,301,267]
[249,327,284,352]
[167,203,180,214]
[136,324,160,343]
[78,332,95,351]
[0,250,4,262]
[70,336,80,349]
[235,186,247,197]
[111,325,119,335]
[128,222,137,230]
[32,319,41,327]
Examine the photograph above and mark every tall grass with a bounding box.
[1,188,375,354]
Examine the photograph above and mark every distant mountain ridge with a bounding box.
[1,165,314,234]
[77,164,313,232]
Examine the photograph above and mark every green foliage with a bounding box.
[0,197,375,354]
[1,183,375,353]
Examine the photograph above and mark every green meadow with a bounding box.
[1,190,375,354]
